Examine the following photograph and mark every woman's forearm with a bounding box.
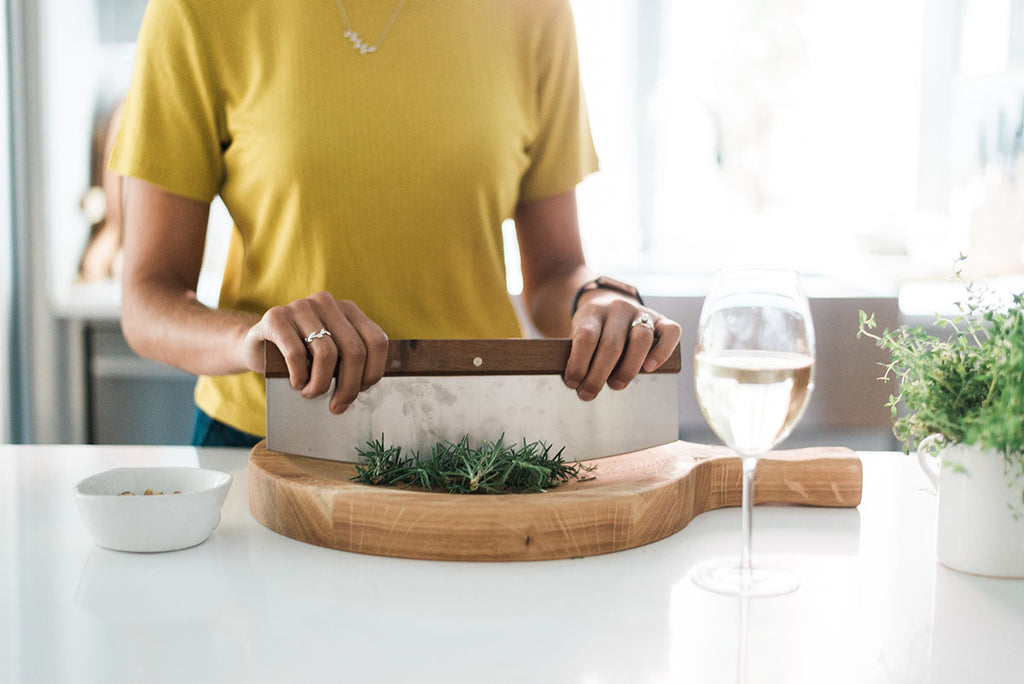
[522,264,591,338]
[121,273,258,376]
[514,191,592,337]
[120,178,258,377]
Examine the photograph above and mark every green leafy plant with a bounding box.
[352,434,596,494]
[857,263,1024,473]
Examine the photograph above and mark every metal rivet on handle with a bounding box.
[473,357,483,367]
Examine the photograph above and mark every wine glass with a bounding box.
[691,268,815,597]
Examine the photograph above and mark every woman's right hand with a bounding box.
[242,292,389,414]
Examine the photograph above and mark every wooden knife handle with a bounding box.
[265,339,682,378]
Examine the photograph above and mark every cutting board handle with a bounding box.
[265,338,682,378]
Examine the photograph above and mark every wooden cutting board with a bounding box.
[249,440,862,561]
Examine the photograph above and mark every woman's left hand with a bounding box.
[511,190,681,400]
[563,290,682,400]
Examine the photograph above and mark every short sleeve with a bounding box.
[518,0,600,204]
[108,0,227,202]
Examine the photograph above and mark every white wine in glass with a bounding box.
[691,269,815,597]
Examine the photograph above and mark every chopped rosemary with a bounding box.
[352,434,596,494]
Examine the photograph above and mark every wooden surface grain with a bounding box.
[265,338,683,378]
[248,440,862,561]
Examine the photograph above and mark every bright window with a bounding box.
[565,0,1024,291]
[570,0,930,284]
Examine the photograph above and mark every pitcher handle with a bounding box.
[916,434,946,488]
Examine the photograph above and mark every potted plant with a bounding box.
[858,261,1024,577]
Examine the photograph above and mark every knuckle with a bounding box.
[310,291,334,305]
[282,346,308,366]
[572,324,601,345]
[342,343,368,365]
[336,335,368,371]
[336,299,358,314]
[292,297,316,314]
[659,317,681,333]
[264,306,289,327]
[609,298,635,315]
[315,342,339,360]
[367,334,389,359]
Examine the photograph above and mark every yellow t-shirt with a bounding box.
[110,0,599,436]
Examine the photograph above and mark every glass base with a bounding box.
[691,559,799,598]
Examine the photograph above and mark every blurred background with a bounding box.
[1,0,1022,447]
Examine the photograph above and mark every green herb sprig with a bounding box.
[352,434,596,494]
[857,260,1024,458]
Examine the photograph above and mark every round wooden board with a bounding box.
[248,440,861,562]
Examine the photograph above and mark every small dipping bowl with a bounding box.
[74,467,232,553]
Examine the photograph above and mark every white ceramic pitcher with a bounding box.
[917,435,1024,578]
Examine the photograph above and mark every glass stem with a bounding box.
[740,455,759,577]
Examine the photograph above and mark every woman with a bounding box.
[110,0,682,447]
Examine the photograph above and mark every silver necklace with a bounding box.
[333,0,408,55]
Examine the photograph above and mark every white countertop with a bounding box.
[2,445,1022,684]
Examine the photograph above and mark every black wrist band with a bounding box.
[571,276,644,316]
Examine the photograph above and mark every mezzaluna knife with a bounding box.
[265,338,681,463]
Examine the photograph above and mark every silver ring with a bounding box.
[304,328,332,343]
[630,312,654,331]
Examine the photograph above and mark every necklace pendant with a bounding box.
[344,30,367,52]
[335,0,405,55]
[343,28,377,55]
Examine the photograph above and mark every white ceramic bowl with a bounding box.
[74,467,232,553]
